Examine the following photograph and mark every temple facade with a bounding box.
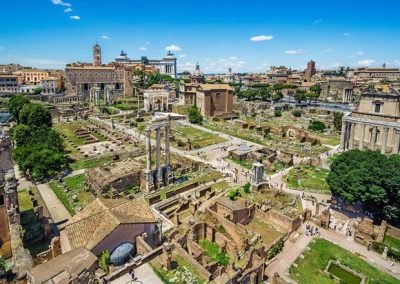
[340,88,400,154]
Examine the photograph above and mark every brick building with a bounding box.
[196,84,234,118]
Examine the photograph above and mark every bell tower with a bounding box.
[93,43,102,67]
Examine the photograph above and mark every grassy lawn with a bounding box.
[240,187,302,218]
[228,157,253,170]
[246,218,283,246]
[284,165,330,193]
[70,154,118,170]
[55,122,87,145]
[384,235,400,252]
[199,239,230,266]
[172,125,227,149]
[290,238,400,284]
[48,181,76,215]
[18,190,33,212]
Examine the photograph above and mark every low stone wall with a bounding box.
[255,208,301,233]
[147,182,199,205]
[386,224,400,239]
[206,208,247,250]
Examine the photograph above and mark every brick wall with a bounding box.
[255,208,301,233]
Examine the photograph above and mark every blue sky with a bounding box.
[1,0,400,73]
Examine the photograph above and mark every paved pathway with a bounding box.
[266,224,400,282]
[37,183,71,224]
[321,227,400,279]
[110,263,163,284]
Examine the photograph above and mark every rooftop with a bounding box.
[63,197,157,250]
[28,246,97,284]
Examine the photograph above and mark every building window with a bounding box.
[374,103,381,113]
[0,194,4,206]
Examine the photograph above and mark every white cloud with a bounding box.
[165,45,181,51]
[185,62,194,66]
[139,47,147,51]
[324,49,333,53]
[238,61,246,64]
[250,35,274,42]
[206,58,211,61]
[357,59,375,66]
[63,7,72,12]
[218,58,226,62]
[284,49,305,55]
[70,15,80,20]
[394,60,400,66]
[356,51,364,56]
[179,54,186,58]
[230,56,238,60]
[313,19,323,24]
[145,41,151,45]
[343,33,352,36]
[331,62,342,68]
[101,35,110,40]
[51,0,71,7]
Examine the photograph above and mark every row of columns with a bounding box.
[145,120,172,191]
[341,120,400,154]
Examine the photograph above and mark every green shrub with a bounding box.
[292,110,302,117]
[99,250,111,273]
[243,182,251,194]
[274,110,282,117]
[199,239,230,266]
[308,120,326,132]
[267,238,284,260]
[228,188,239,200]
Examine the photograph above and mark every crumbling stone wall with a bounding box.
[255,208,301,233]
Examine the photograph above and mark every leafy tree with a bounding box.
[274,110,282,117]
[272,92,283,103]
[188,105,203,124]
[228,188,239,200]
[0,256,6,275]
[306,92,320,103]
[333,112,344,132]
[309,84,322,95]
[7,95,30,123]
[308,120,326,132]
[243,182,251,194]
[272,84,285,91]
[12,124,32,147]
[19,103,52,128]
[33,86,42,95]
[327,150,400,222]
[99,250,111,272]
[294,91,307,103]
[263,128,271,138]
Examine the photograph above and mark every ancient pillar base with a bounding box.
[145,170,155,192]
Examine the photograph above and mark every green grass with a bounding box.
[48,181,76,215]
[172,125,227,149]
[228,157,253,170]
[284,165,330,193]
[70,155,116,170]
[246,219,283,246]
[199,239,230,266]
[290,238,400,284]
[18,190,33,212]
[55,122,87,146]
[384,235,400,253]
[64,174,85,191]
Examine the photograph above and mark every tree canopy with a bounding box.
[308,120,326,132]
[188,105,203,124]
[327,150,400,222]
[7,94,30,123]
[9,101,67,181]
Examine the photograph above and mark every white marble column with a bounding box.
[156,128,163,187]
[393,130,400,154]
[348,122,355,150]
[165,125,171,179]
[370,127,377,151]
[146,129,152,171]
[340,121,347,150]
[381,127,389,154]
[359,123,366,151]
